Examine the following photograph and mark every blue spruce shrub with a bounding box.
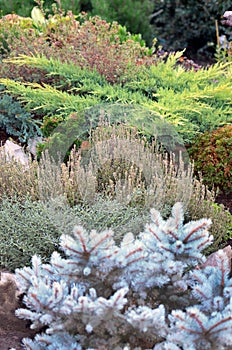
[14,203,232,349]
[0,88,42,142]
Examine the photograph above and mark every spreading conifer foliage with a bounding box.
[14,203,232,349]
[1,53,231,145]
[0,87,42,142]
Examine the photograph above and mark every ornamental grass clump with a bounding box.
[14,202,232,349]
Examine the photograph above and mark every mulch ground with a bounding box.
[0,276,37,350]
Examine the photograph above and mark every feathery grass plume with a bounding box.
[0,148,38,201]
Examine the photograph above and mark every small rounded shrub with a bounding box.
[0,0,154,46]
[189,125,232,193]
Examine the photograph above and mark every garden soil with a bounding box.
[0,272,37,350]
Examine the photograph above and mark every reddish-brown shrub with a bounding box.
[188,125,232,193]
[0,12,152,84]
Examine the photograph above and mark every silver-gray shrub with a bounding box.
[14,203,232,350]
[0,196,147,271]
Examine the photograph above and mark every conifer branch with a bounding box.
[15,203,232,349]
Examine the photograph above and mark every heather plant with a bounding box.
[0,0,154,45]
[188,125,232,193]
[0,124,231,256]
[0,14,34,58]
[14,203,232,349]
[35,121,190,207]
[0,150,38,201]
[0,11,152,84]
[44,123,232,253]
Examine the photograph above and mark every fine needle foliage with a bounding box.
[14,203,232,349]
[0,52,231,143]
